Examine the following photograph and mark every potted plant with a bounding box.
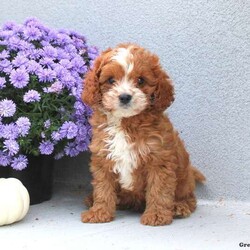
[0,18,98,204]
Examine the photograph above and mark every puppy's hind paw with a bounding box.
[174,202,192,218]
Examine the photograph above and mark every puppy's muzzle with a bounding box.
[119,93,132,105]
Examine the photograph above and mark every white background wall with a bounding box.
[0,0,249,201]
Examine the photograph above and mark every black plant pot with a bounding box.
[0,166,10,178]
[0,155,54,205]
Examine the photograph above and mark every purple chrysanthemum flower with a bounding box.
[64,44,77,55]
[27,48,41,60]
[37,68,56,82]
[24,18,49,34]
[54,152,64,160]
[72,37,84,50]
[12,24,24,34]
[41,132,46,139]
[60,121,78,139]
[2,21,16,31]
[75,140,88,152]
[85,105,93,117]
[42,46,58,58]
[16,117,31,136]
[24,17,40,27]
[23,90,41,103]
[19,40,33,50]
[46,81,63,93]
[10,68,29,88]
[0,30,13,40]
[88,53,98,60]
[87,47,99,60]
[11,155,28,170]
[70,86,80,98]
[69,31,86,41]
[0,151,12,166]
[3,139,19,156]
[46,29,57,42]
[78,126,87,139]
[0,59,11,70]
[40,57,54,68]
[65,142,79,157]
[41,40,51,47]
[51,131,63,141]
[8,36,21,50]
[74,101,85,116]
[0,50,9,59]
[61,73,75,88]
[59,59,72,70]
[53,64,69,79]
[44,119,51,129]
[0,30,13,39]
[71,56,84,68]
[23,26,42,41]
[56,48,70,60]
[12,55,29,67]
[26,60,42,74]
[0,99,16,117]
[0,77,6,89]
[87,46,98,55]
[39,141,54,155]
[56,33,72,45]
[2,123,19,139]
[89,60,95,69]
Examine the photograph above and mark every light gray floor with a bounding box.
[1,185,249,250]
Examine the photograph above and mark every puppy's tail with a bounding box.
[191,166,206,184]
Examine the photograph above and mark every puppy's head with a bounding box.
[82,44,174,118]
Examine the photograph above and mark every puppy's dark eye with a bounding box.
[137,77,145,86]
[108,77,116,84]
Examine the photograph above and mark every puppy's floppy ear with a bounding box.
[152,57,175,111]
[82,48,111,107]
[82,57,102,107]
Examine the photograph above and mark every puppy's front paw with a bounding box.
[81,208,113,223]
[140,210,173,226]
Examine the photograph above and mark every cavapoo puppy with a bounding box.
[81,43,205,226]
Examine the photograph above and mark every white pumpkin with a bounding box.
[0,178,30,226]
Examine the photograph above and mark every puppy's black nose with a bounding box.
[119,94,132,105]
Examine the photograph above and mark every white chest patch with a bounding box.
[104,118,137,190]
